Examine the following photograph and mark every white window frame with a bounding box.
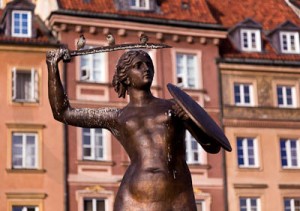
[237,137,259,168]
[83,198,106,211]
[12,68,39,103]
[280,138,300,169]
[196,200,206,211]
[239,197,261,211]
[129,0,150,10]
[280,31,300,54]
[80,45,106,83]
[240,29,261,52]
[185,131,205,164]
[12,132,38,169]
[284,198,300,211]
[176,52,198,89]
[12,10,32,38]
[82,128,105,161]
[234,83,254,106]
[277,85,297,108]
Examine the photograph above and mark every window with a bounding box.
[240,29,261,52]
[176,53,198,88]
[196,200,205,211]
[277,85,296,108]
[12,132,38,169]
[240,197,261,211]
[237,137,259,168]
[280,32,300,53]
[80,45,106,83]
[284,198,300,211]
[280,138,300,168]
[83,128,105,161]
[12,205,39,211]
[12,68,39,102]
[84,198,105,211]
[234,83,253,106]
[185,131,204,164]
[12,10,32,37]
[130,0,150,10]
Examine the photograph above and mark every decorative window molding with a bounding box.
[79,45,107,83]
[240,29,261,52]
[280,138,300,169]
[284,198,300,211]
[193,189,211,211]
[237,137,259,168]
[276,85,297,108]
[6,192,46,211]
[196,200,206,211]
[129,0,150,10]
[174,50,201,89]
[11,67,39,103]
[280,31,300,54]
[185,131,206,164]
[239,197,261,211]
[6,124,44,171]
[234,83,254,106]
[12,10,32,38]
[76,185,114,211]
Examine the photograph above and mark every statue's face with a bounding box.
[127,54,154,89]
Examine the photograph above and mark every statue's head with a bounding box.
[112,50,154,98]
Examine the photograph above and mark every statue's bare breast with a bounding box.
[114,99,196,210]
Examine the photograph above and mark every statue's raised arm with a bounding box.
[46,48,120,135]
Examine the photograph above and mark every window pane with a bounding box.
[83,135,91,145]
[130,0,136,6]
[16,71,32,100]
[12,134,23,167]
[83,148,91,157]
[237,138,244,165]
[176,53,197,88]
[234,84,241,103]
[185,131,201,164]
[12,206,23,211]
[96,199,105,211]
[84,199,93,211]
[284,199,292,211]
[280,140,288,167]
[83,128,91,145]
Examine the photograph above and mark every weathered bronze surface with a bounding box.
[46,48,231,211]
[168,83,232,152]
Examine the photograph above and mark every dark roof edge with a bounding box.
[50,9,227,31]
[217,57,300,67]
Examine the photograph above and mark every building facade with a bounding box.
[208,0,300,210]
[0,1,64,211]
[0,0,298,211]
[35,0,229,210]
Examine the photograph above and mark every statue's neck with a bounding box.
[127,89,155,107]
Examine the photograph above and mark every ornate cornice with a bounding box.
[223,118,300,129]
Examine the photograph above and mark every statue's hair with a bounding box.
[112,50,154,98]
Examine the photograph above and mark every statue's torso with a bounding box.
[114,98,196,211]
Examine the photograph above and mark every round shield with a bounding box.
[167,83,232,152]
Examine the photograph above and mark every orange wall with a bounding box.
[0,47,65,211]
